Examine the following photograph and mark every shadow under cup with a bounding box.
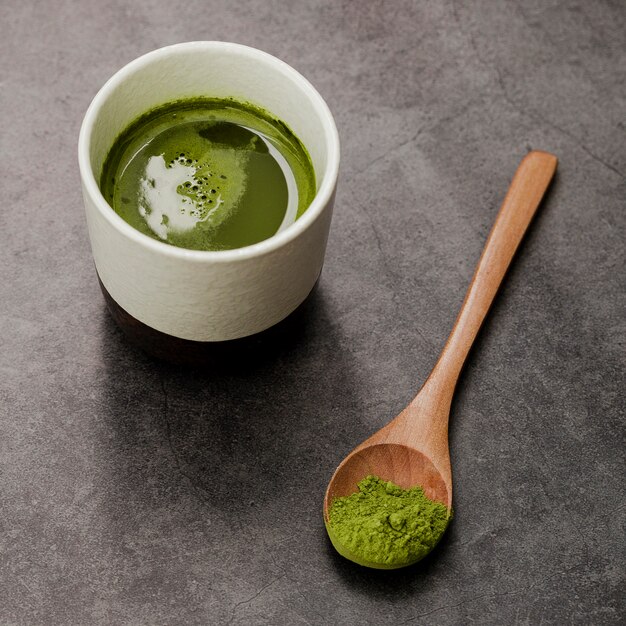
[78,42,340,364]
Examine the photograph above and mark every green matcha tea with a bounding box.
[326,475,451,569]
[100,98,316,251]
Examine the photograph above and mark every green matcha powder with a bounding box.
[327,475,451,569]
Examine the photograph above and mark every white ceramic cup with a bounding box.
[78,42,339,343]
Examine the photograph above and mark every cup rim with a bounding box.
[78,41,340,263]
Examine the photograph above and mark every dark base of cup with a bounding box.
[98,275,320,366]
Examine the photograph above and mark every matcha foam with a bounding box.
[138,149,248,240]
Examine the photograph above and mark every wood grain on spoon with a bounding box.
[324,150,558,522]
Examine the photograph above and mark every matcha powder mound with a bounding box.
[327,475,451,568]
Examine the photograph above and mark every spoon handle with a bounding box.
[424,150,557,398]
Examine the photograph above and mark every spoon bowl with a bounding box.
[324,150,558,568]
[324,443,451,570]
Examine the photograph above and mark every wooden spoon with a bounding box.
[324,150,558,568]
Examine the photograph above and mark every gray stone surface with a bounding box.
[1,0,624,624]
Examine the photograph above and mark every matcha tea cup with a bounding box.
[78,42,340,358]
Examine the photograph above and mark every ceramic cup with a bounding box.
[78,42,340,359]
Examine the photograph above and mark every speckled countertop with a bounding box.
[1,1,624,624]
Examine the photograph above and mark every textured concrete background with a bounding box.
[1,1,624,624]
